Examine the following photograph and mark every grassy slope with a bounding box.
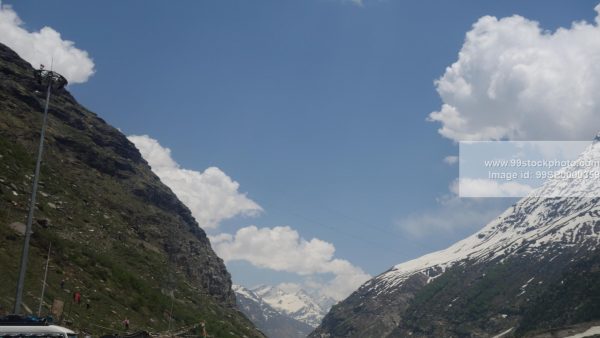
[0,44,264,337]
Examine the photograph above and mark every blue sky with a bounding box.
[3,0,600,298]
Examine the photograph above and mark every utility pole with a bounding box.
[167,289,174,332]
[37,243,51,316]
[13,66,67,315]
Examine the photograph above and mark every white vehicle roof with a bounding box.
[0,324,76,335]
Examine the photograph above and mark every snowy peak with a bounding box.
[252,285,333,328]
[233,285,313,338]
[232,284,260,303]
[233,285,279,320]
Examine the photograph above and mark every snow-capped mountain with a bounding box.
[233,285,280,323]
[374,136,600,294]
[253,285,335,328]
[233,285,314,338]
[312,136,600,337]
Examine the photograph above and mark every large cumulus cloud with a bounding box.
[429,4,600,141]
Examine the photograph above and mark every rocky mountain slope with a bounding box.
[311,137,600,337]
[253,285,335,328]
[234,285,314,338]
[0,43,263,337]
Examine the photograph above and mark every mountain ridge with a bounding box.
[311,139,600,337]
[0,42,264,337]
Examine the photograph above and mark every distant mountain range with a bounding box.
[234,285,314,338]
[312,136,600,337]
[253,285,336,328]
[234,284,336,337]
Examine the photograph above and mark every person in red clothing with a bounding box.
[73,291,81,305]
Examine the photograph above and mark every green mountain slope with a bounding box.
[0,43,264,338]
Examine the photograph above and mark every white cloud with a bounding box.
[444,155,459,165]
[210,225,371,300]
[318,269,371,300]
[429,4,600,142]
[128,135,262,229]
[0,4,95,84]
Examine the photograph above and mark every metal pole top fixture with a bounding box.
[34,68,68,90]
